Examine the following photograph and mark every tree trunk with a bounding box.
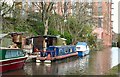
[72,38,77,45]
[44,19,48,35]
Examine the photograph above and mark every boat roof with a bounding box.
[29,35,57,39]
[0,47,21,50]
[76,42,87,46]
[49,45,75,48]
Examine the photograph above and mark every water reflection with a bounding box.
[23,56,89,75]
[84,47,119,75]
[55,56,89,75]
[85,47,112,75]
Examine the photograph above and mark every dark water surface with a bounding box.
[2,47,119,75]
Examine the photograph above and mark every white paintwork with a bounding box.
[76,45,87,52]
[0,57,27,62]
[44,60,51,63]
[36,59,41,63]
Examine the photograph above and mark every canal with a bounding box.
[2,47,119,75]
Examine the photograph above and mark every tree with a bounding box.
[32,2,54,35]
[48,13,64,35]
[1,1,97,47]
[65,2,95,44]
[1,1,44,35]
[117,34,120,47]
[1,1,15,33]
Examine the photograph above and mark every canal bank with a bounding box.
[105,64,120,75]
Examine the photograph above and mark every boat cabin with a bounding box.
[47,45,76,56]
[27,35,57,53]
[0,48,25,60]
[76,42,89,52]
[76,42,90,57]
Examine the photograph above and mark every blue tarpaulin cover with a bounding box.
[76,42,87,46]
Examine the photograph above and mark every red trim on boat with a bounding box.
[37,52,78,61]
[0,57,27,73]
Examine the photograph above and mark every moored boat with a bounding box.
[36,42,90,62]
[0,47,27,73]
[76,42,90,57]
[36,45,78,62]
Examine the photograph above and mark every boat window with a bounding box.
[59,49,63,55]
[5,50,11,58]
[17,50,24,56]
[11,50,18,57]
[5,50,24,59]
[77,47,80,50]
[70,48,72,53]
[65,50,68,53]
[54,48,56,51]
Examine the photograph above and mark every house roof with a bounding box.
[61,38,67,40]
[9,32,24,35]
[0,34,8,39]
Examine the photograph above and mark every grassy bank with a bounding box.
[106,64,120,75]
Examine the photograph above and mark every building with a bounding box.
[92,0,113,46]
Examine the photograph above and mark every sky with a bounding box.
[3,0,120,33]
[112,0,119,33]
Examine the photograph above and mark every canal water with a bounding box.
[2,47,119,75]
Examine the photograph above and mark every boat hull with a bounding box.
[77,51,89,57]
[36,52,78,62]
[0,57,27,73]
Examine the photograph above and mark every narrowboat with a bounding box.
[36,42,90,62]
[76,42,90,57]
[36,45,78,63]
[0,47,27,73]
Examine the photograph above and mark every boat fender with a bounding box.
[47,54,51,60]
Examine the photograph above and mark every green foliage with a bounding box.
[1,2,97,49]
[48,28,60,35]
[2,3,44,35]
[118,34,120,43]
[27,18,44,35]
[87,34,97,49]
[106,64,120,75]
[61,31,72,45]
[117,34,120,47]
